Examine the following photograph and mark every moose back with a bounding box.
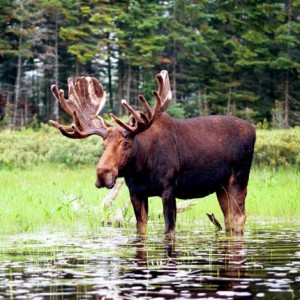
[50,71,256,236]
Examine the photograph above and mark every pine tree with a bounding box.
[270,0,300,127]
[2,0,42,126]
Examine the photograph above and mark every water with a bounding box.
[0,219,300,299]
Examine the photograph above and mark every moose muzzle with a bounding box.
[95,167,118,189]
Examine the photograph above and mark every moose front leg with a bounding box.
[162,189,177,236]
[130,195,148,236]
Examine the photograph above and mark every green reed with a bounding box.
[0,165,299,234]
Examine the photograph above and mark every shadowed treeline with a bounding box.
[0,0,299,128]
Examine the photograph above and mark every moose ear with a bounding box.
[121,129,133,139]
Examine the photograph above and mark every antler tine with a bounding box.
[151,70,172,122]
[49,76,109,139]
[51,85,73,116]
[110,113,136,134]
[110,99,149,134]
[120,99,145,124]
[138,94,152,119]
[110,70,172,135]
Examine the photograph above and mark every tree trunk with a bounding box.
[283,0,292,129]
[133,67,139,107]
[126,63,131,110]
[198,89,202,116]
[203,88,209,115]
[117,58,124,115]
[75,60,80,77]
[284,78,289,129]
[5,89,12,127]
[198,88,208,116]
[227,85,232,115]
[172,2,177,103]
[21,108,24,126]
[107,48,114,112]
[53,15,59,121]
[24,99,28,125]
[13,21,23,127]
[172,39,177,103]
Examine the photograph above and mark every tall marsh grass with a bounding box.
[0,165,128,233]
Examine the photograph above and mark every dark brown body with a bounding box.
[100,113,256,235]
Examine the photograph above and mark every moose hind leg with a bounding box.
[217,175,247,234]
[131,195,148,236]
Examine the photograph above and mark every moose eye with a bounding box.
[121,141,130,150]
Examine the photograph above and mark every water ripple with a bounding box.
[0,219,300,299]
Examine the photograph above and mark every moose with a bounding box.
[49,71,256,236]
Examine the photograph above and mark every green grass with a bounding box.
[176,167,300,230]
[0,164,129,234]
[0,165,299,234]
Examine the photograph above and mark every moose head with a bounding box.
[49,71,172,190]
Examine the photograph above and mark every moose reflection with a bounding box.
[50,71,256,235]
[114,236,248,299]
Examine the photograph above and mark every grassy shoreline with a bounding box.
[0,164,299,234]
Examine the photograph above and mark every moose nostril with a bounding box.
[108,183,115,189]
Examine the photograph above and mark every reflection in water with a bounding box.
[117,235,250,299]
[0,220,300,299]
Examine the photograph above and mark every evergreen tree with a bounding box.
[1,0,42,126]
[0,0,299,127]
[270,0,300,127]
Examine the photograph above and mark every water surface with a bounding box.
[0,219,300,299]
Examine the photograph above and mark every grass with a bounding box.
[0,164,299,234]
[0,164,129,233]
[177,167,300,230]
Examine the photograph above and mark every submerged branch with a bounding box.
[101,179,125,209]
[177,200,198,213]
[206,213,223,231]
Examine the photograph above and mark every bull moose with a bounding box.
[49,71,256,236]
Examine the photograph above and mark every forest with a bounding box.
[0,0,299,129]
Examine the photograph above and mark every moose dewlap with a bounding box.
[50,71,256,236]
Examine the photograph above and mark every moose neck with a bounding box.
[121,114,179,186]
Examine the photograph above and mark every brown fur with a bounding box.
[96,113,256,236]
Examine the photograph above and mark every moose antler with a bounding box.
[111,70,172,134]
[49,76,109,139]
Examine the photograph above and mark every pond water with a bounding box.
[0,219,300,299]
